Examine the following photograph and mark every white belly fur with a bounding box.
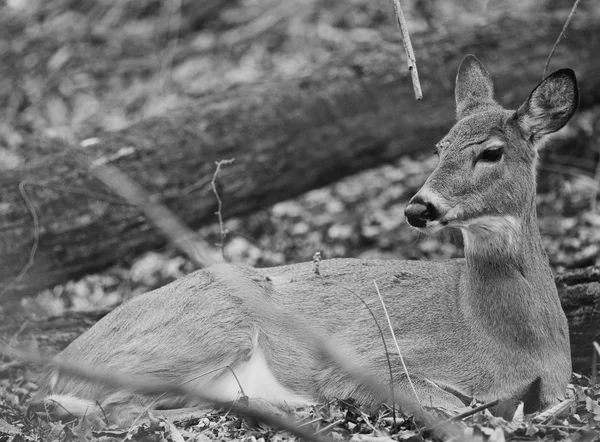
[198,348,314,409]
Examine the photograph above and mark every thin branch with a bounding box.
[24,182,132,205]
[532,396,576,424]
[449,399,499,422]
[542,0,582,79]
[373,280,421,406]
[313,419,345,435]
[390,0,423,100]
[75,153,222,269]
[211,158,235,258]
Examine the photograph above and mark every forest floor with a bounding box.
[0,0,599,441]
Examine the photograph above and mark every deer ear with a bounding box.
[515,69,578,143]
[455,55,495,120]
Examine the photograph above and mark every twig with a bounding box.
[536,424,580,431]
[20,182,131,205]
[313,419,345,435]
[45,397,79,422]
[449,399,500,422]
[389,0,422,100]
[75,153,222,269]
[358,410,381,434]
[373,280,421,406]
[298,416,325,428]
[542,0,582,79]
[312,251,323,275]
[3,347,328,442]
[532,396,576,423]
[211,158,235,258]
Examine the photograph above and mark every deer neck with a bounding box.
[460,199,561,346]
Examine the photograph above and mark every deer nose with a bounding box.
[405,196,439,228]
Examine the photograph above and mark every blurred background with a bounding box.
[0,1,597,435]
[0,0,598,331]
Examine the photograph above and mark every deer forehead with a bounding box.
[438,109,513,152]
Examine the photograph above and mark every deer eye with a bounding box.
[477,147,503,163]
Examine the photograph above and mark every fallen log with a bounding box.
[1,11,600,301]
[555,266,600,374]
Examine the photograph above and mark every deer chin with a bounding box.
[458,215,522,258]
[414,213,522,255]
[409,220,446,234]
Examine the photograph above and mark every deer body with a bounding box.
[36,56,577,427]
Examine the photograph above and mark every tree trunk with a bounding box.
[1,267,598,375]
[1,12,600,301]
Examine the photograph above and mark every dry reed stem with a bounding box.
[373,280,421,406]
[323,280,398,424]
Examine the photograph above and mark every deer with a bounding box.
[32,55,577,428]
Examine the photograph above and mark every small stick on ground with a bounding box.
[389,0,423,100]
[532,396,576,424]
[313,419,345,435]
[211,158,235,258]
[449,399,500,422]
[542,0,582,79]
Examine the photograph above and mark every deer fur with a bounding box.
[32,55,577,428]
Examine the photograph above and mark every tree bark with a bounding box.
[1,267,598,375]
[1,12,600,301]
